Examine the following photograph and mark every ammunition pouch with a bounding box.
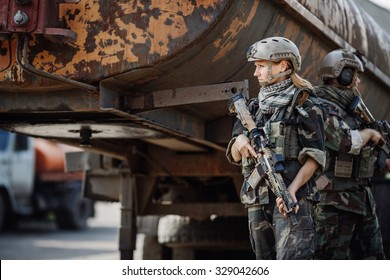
[332,147,376,179]
[267,121,299,160]
[319,146,375,192]
[334,154,353,178]
[315,174,368,192]
[355,146,376,179]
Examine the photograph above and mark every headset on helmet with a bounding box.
[246,36,301,71]
[318,49,364,86]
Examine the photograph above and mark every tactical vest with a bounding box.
[240,87,316,206]
[318,98,375,192]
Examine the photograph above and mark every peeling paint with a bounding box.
[22,0,224,80]
[299,0,368,52]
[212,1,259,61]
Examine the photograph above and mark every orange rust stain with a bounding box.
[33,2,97,75]
[151,1,197,16]
[33,50,59,70]
[150,0,218,17]
[34,1,135,75]
[212,1,259,61]
[148,14,188,56]
[0,41,12,80]
[23,0,221,77]
[0,39,23,82]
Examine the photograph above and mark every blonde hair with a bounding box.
[283,60,313,90]
[291,72,314,90]
[286,61,313,105]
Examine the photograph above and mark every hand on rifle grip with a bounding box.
[235,134,258,158]
[276,194,299,217]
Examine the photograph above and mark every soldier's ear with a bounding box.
[279,60,289,72]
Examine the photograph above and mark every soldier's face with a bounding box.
[253,60,287,86]
[348,73,360,89]
[354,75,361,87]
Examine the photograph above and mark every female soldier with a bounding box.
[226,36,326,259]
[313,49,386,259]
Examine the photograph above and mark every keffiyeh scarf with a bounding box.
[259,78,296,115]
[315,85,355,111]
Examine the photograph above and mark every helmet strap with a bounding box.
[261,61,292,87]
[271,69,292,80]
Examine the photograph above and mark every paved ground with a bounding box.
[0,202,121,260]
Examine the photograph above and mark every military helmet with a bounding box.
[318,49,364,80]
[246,36,301,71]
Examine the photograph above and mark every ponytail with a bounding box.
[286,60,314,90]
[291,72,314,90]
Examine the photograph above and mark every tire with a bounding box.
[56,192,93,230]
[157,215,250,248]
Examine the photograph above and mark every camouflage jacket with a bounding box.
[315,85,377,214]
[226,82,325,206]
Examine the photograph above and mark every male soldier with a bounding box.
[313,49,388,259]
[226,37,325,259]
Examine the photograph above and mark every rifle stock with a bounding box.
[228,93,298,225]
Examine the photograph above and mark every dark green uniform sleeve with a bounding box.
[323,108,353,154]
[296,99,326,171]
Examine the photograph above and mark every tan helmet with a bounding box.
[246,36,301,71]
[318,49,364,80]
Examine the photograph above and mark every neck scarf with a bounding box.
[315,85,355,111]
[259,78,295,114]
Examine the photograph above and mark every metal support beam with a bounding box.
[126,80,249,111]
[100,79,248,111]
[0,88,99,113]
[119,172,137,260]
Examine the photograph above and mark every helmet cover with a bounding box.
[318,49,364,80]
[246,36,301,71]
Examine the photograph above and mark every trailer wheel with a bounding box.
[157,215,250,248]
[56,192,93,230]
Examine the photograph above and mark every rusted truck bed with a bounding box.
[0,0,389,259]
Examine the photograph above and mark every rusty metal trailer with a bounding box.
[1,0,390,259]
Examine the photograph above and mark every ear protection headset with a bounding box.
[337,67,355,86]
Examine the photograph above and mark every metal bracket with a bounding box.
[100,79,249,111]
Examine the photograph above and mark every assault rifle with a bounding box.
[228,93,298,225]
[349,95,390,172]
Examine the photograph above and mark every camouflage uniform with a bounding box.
[314,85,386,259]
[226,78,326,259]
